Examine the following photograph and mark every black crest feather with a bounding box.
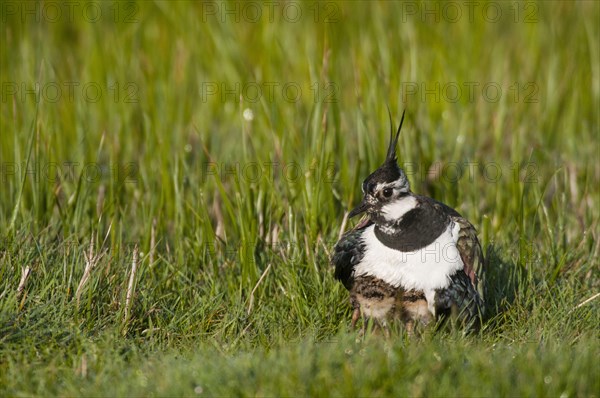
[385,109,406,164]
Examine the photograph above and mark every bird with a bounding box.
[332,110,484,335]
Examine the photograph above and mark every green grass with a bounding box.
[1,1,599,396]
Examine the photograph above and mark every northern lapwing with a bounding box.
[332,111,484,334]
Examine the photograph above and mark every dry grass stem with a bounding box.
[571,292,600,313]
[247,262,272,316]
[17,265,32,297]
[149,218,157,267]
[124,244,140,324]
[337,211,349,241]
[76,234,104,306]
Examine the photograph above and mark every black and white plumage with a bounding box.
[332,111,484,333]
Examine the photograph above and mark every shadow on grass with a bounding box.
[483,243,530,326]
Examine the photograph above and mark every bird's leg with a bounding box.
[350,307,360,330]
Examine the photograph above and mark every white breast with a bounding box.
[355,222,464,293]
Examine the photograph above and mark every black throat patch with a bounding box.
[374,197,451,252]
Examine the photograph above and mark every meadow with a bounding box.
[1,1,599,396]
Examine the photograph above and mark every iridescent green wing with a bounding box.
[452,216,485,303]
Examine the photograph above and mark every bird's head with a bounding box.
[348,110,414,224]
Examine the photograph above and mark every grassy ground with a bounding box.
[1,1,599,396]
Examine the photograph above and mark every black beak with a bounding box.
[348,198,370,218]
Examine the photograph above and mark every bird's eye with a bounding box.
[382,188,393,198]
